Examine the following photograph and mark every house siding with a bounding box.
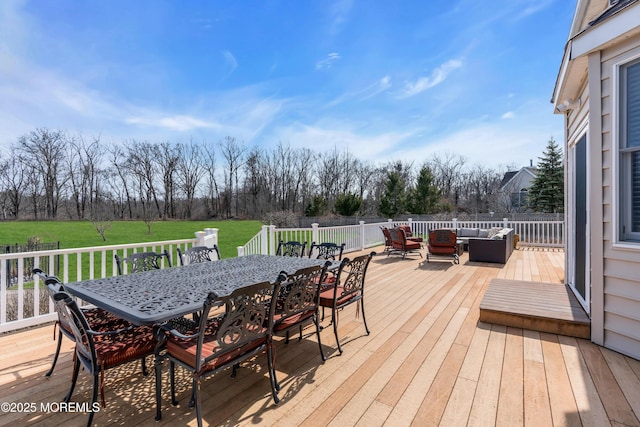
[599,33,640,359]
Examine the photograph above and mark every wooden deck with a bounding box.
[1,247,640,426]
[479,279,591,339]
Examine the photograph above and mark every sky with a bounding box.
[0,0,577,170]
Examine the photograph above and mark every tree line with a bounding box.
[0,128,562,223]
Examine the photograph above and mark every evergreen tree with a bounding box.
[409,165,440,214]
[304,195,328,216]
[378,171,407,217]
[528,137,564,213]
[334,192,362,216]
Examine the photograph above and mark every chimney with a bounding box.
[530,159,533,167]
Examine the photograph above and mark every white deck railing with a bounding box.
[0,228,218,333]
[1,218,563,333]
[239,218,565,256]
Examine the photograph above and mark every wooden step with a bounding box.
[479,278,591,339]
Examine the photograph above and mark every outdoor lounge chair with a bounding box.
[388,227,422,258]
[398,224,424,244]
[427,229,460,264]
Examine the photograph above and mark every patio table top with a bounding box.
[64,254,336,326]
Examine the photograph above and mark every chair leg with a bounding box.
[266,342,280,403]
[170,360,179,406]
[315,315,326,362]
[45,329,63,377]
[361,298,370,335]
[298,324,303,341]
[332,307,343,354]
[194,378,203,427]
[86,374,99,427]
[64,356,80,403]
[154,355,163,421]
[141,356,148,376]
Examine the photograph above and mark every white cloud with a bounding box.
[501,111,515,119]
[125,115,219,131]
[399,59,463,98]
[271,121,413,162]
[329,0,354,35]
[222,50,238,75]
[316,52,341,70]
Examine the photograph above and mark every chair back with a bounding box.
[177,245,221,266]
[398,224,413,237]
[381,227,392,247]
[275,240,307,257]
[194,280,280,373]
[115,250,171,275]
[273,264,327,329]
[333,252,375,303]
[388,227,406,245]
[308,242,345,260]
[52,290,99,373]
[429,229,457,246]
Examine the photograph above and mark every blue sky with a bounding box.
[0,0,576,169]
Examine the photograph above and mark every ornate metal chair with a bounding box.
[271,264,329,369]
[33,268,133,378]
[177,245,221,266]
[154,280,281,425]
[388,227,422,258]
[52,290,156,427]
[308,242,345,260]
[427,229,460,264]
[275,240,307,257]
[114,250,172,275]
[318,252,375,354]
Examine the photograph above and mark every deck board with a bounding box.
[0,247,639,426]
[479,278,591,339]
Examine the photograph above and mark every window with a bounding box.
[620,60,640,242]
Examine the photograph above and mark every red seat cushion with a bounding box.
[167,332,267,373]
[93,325,156,368]
[318,286,356,307]
[273,311,314,331]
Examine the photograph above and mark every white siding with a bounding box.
[599,34,640,360]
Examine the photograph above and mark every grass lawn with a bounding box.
[0,220,263,259]
[1,220,265,301]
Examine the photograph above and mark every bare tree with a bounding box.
[17,128,68,219]
[67,134,103,219]
[219,137,245,218]
[157,141,181,218]
[202,143,221,217]
[176,140,205,219]
[126,141,162,219]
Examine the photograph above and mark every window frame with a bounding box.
[616,57,640,245]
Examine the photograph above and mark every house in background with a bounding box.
[498,165,537,212]
[553,0,640,360]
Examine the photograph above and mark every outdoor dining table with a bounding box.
[64,254,337,326]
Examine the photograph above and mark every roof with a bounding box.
[499,167,537,191]
[589,0,638,26]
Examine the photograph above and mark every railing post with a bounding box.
[452,218,458,230]
[195,231,206,247]
[261,225,269,255]
[269,225,277,255]
[360,221,366,250]
[237,246,245,257]
[311,223,319,246]
[503,218,509,228]
[204,228,218,246]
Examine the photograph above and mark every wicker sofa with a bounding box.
[457,227,515,264]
